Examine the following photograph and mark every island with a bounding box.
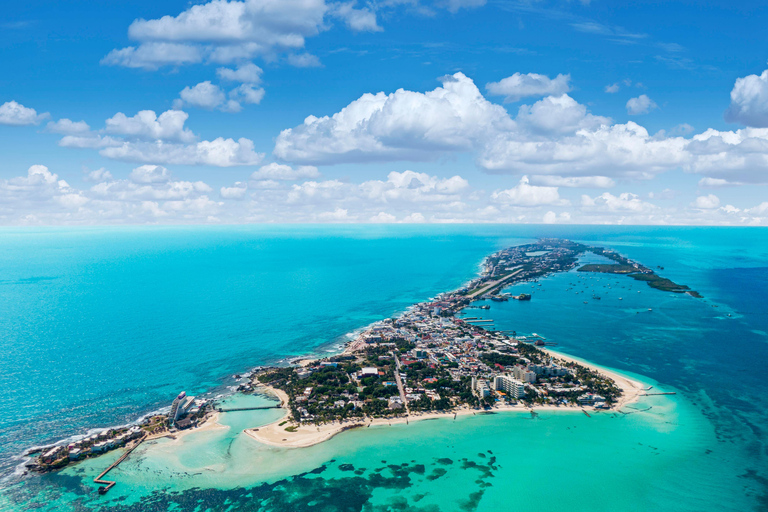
[578,246,702,297]
[27,239,687,469]
[244,239,667,448]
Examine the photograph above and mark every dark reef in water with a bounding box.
[10,454,498,512]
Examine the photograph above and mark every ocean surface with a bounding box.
[0,225,766,511]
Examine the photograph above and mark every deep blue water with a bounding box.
[0,225,767,510]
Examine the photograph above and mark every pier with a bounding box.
[93,434,146,495]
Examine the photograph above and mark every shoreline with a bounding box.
[243,241,651,451]
[21,239,655,472]
[538,348,646,411]
[244,357,647,450]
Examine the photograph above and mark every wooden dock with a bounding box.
[93,434,146,495]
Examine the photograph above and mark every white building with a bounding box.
[170,391,196,426]
[530,359,570,377]
[494,375,526,399]
[512,365,537,384]
[577,393,605,406]
[471,376,491,398]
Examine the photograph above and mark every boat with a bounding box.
[648,308,653,311]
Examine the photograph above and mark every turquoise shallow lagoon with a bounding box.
[1,225,767,511]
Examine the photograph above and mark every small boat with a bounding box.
[648,308,652,312]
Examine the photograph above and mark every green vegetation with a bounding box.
[627,272,691,293]
[578,260,701,297]
[577,264,638,274]
[479,353,518,367]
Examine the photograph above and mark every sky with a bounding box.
[1,0,767,225]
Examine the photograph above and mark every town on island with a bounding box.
[26,238,688,491]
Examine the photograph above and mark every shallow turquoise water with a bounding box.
[1,225,767,511]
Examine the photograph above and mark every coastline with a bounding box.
[539,348,646,411]
[22,239,652,471]
[244,356,647,450]
[145,411,228,444]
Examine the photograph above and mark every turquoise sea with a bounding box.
[0,225,767,511]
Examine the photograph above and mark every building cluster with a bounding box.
[31,390,214,473]
[255,240,621,425]
[36,426,144,469]
[343,301,604,409]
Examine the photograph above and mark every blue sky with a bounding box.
[1,0,767,224]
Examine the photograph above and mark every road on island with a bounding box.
[392,352,410,415]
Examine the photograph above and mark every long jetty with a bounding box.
[93,434,146,495]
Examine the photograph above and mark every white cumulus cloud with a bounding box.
[275,72,513,164]
[101,42,204,69]
[626,94,658,115]
[515,94,609,134]
[331,2,382,32]
[692,194,720,209]
[101,137,264,167]
[486,73,571,103]
[216,62,263,84]
[129,165,172,184]
[370,211,397,223]
[47,118,91,135]
[725,69,768,127]
[220,181,248,199]
[251,163,321,180]
[84,168,114,182]
[103,0,329,70]
[0,101,49,126]
[490,176,561,206]
[54,108,263,167]
[179,81,227,110]
[581,192,655,213]
[105,109,196,143]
